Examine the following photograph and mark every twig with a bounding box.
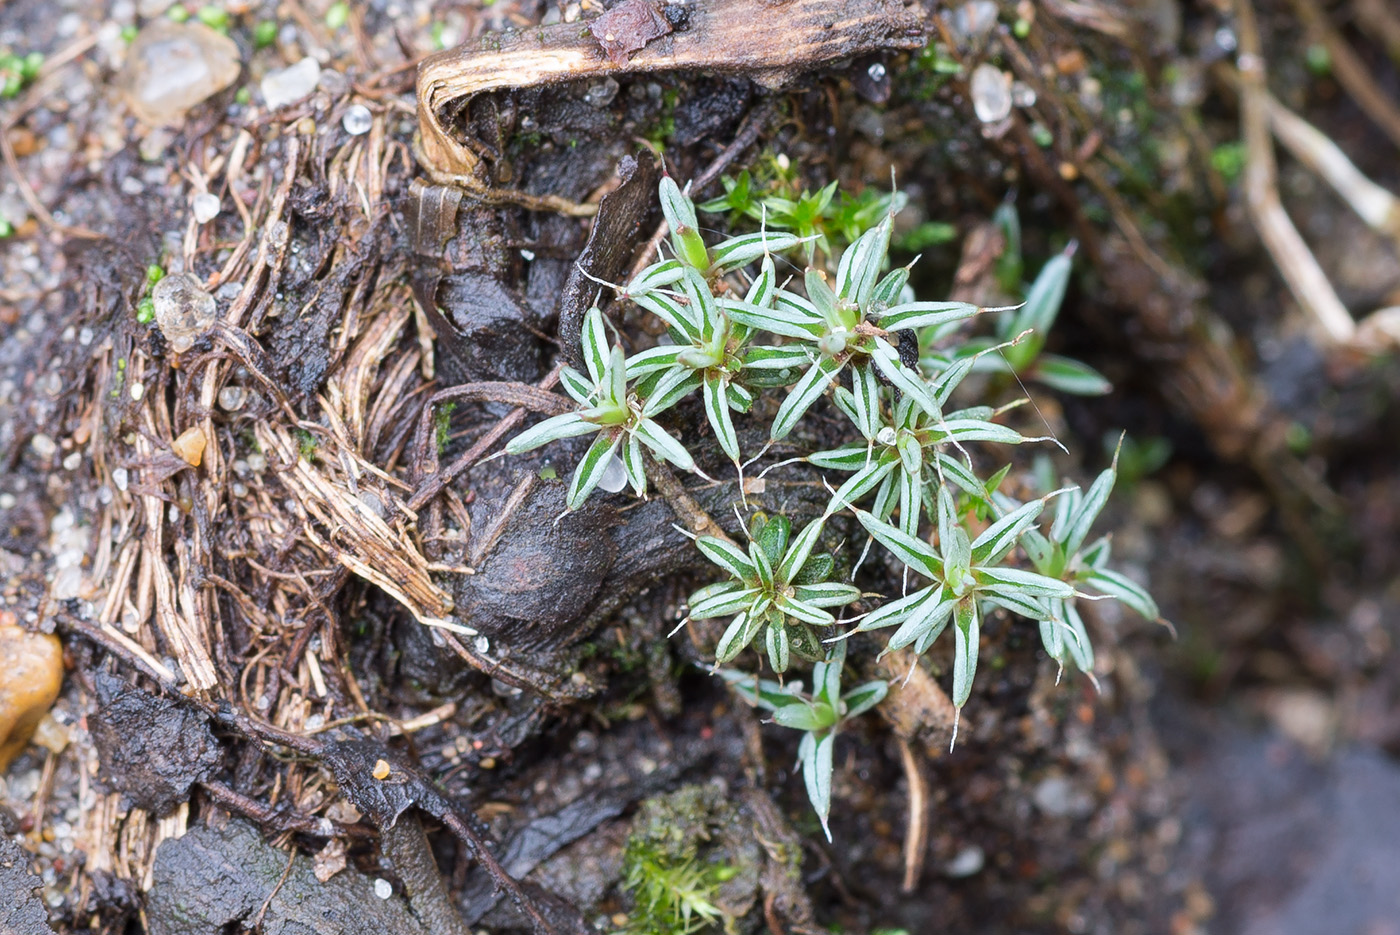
[1288,0,1400,151]
[407,366,563,512]
[643,454,735,545]
[1234,0,1356,344]
[896,737,928,893]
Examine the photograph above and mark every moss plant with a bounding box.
[506,175,1161,836]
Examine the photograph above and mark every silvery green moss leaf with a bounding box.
[746,255,777,307]
[723,297,824,340]
[805,267,840,326]
[854,581,939,634]
[777,517,826,581]
[621,434,646,497]
[971,495,1052,564]
[982,586,1051,621]
[715,611,763,664]
[852,507,944,579]
[624,345,684,379]
[1083,567,1159,620]
[869,341,940,416]
[886,593,955,653]
[793,582,861,607]
[771,356,843,440]
[581,307,610,385]
[1040,612,1066,663]
[703,373,740,463]
[716,668,805,710]
[1030,354,1111,396]
[836,212,892,307]
[772,701,834,732]
[897,468,920,537]
[708,230,803,273]
[633,290,700,343]
[727,381,755,411]
[929,355,978,407]
[926,418,1031,447]
[975,566,1075,598]
[850,362,883,439]
[633,417,694,470]
[878,300,979,332]
[626,258,684,296]
[829,457,897,510]
[842,680,888,717]
[505,412,597,454]
[1006,251,1072,369]
[808,442,872,471]
[951,596,980,708]
[1062,599,1095,672]
[641,368,702,417]
[870,264,911,312]
[567,433,622,509]
[741,344,813,373]
[765,622,790,671]
[558,366,595,404]
[696,536,755,580]
[776,595,834,626]
[690,585,760,619]
[1064,458,1117,556]
[659,176,699,230]
[799,730,835,841]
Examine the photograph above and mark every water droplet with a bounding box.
[341,103,372,135]
[598,453,628,493]
[192,191,220,224]
[970,63,1012,123]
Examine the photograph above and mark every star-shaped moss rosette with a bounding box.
[686,513,859,674]
[504,306,698,510]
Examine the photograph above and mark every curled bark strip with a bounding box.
[415,0,924,185]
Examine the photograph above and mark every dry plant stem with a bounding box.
[382,813,473,935]
[407,365,563,512]
[1261,89,1400,240]
[200,779,374,839]
[414,0,922,183]
[896,737,928,894]
[1354,0,1400,62]
[1288,0,1400,151]
[1234,0,1356,344]
[642,454,735,545]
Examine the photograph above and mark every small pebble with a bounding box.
[372,758,391,779]
[218,386,246,410]
[152,272,217,353]
[262,57,321,111]
[373,878,392,899]
[119,21,241,126]
[341,103,372,135]
[62,453,81,471]
[944,844,985,877]
[0,625,64,771]
[112,467,129,492]
[30,434,57,459]
[191,192,221,224]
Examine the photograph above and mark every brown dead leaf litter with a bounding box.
[2,0,1400,934]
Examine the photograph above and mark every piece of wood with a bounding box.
[415,0,924,185]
